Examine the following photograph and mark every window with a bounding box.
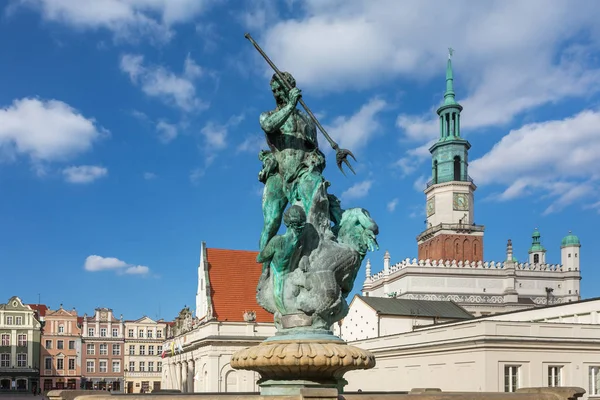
[534,254,540,264]
[148,361,154,372]
[129,345,135,355]
[86,344,95,355]
[57,358,64,370]
[157,345,163,354]
[139,361,145,372]
[88,328,95,337]
[139,345,146,355]
[505,365,519,392]
[44,357,52,370]
[100,328,107,337]
[549,366,562,387]
[5,316,13,325]
[148,345,155,356]
[112,360,120,373]
[128,329,134,338]
[17,334,27,347]
[157,362,162,373]
[99,360,107,373]
[2,334,10,346]
[129,361,135,372]
[112,328,119,337]
[15,316,22,325]
[86,361,95,373]
[17,353,27,367]
[57,340,64,349]
[157,330,162,338]
[590,367,600,396]
[68,358,75,370]
[147,330,153,338]
[1,354,11,367]
[68,340,75,350]
[112,344,121,356]
[58,325,64,333]
[99,344,108,355]
[568,253,572,258]
[138,329,144,338]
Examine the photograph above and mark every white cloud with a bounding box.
[470,109,600,213]
[8,0,212,43]
[325,98,386,152]
[84,255,149,275]
[199,113,245,151]
[143,172,157,180]
[0,98,105,163]
[156,120,178,143]
[387,198,398,212]
[62,165,108,183]
[124,265,150,275]
[261,1,600,145]
[341,180,372,203]
[84,255,127,271]
[120,54,207,112]
[237,134,266,154]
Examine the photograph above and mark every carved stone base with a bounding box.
[230,338,375,395]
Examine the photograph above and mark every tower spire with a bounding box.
[444,48,456,105]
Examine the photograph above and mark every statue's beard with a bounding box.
[275,94,288,108]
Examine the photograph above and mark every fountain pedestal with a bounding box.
[231,335,375,395]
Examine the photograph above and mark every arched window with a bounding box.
[474,242,478,257]
[433,160,438,184]
[533,254,539,264]
[453,156,461,181]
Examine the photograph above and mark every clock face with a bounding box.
[426,197,435,217]
[453,193,469,211]
[100,311,108,320]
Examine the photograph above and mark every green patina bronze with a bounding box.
[248,35,379,336]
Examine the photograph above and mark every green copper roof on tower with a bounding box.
[529,228,546,253]
[444,48,457,106]
[561,231,580,247]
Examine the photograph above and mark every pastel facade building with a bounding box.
[0,296,42,392]
[81,308,125,392]
[363,54,582,316]
[123,317,167,393]
[40,305,82,391]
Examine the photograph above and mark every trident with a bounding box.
[245,33,357,176]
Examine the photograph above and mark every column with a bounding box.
[177,363,183,391]
[193,359,201,392]
[187,360,195,393]
[182,362,188,393]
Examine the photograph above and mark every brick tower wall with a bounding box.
[418,234,484,262]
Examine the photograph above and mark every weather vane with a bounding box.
[448,47,454,59]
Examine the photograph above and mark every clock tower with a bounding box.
[417,49,485,262]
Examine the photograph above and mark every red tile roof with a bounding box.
[206,248,272,323]
[28,304,48,318]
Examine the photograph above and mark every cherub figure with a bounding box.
[257,205,306,315]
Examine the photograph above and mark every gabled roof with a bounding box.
[28,304,48,318]
[357,295,473,319]
[206,248,272,323]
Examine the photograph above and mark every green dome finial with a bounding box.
[444,48,456,106]
[529,227,545,253]
[561,231,580,247]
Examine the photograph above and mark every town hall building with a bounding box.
[362,52,582,316]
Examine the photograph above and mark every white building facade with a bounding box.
[161,242,276,393]
[343,299,600,399]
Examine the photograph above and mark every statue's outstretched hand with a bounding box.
[288,88,302,106]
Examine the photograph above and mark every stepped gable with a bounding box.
[206,247,272,323]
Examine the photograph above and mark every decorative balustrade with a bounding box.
[366,258,568,282]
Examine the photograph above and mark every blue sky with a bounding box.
[1,0,600,321]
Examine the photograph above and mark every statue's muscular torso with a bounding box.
[260,107,321,183]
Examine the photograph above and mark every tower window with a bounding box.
[568,253,571,258]
[453,156,461,181]
[575,253,578,258]
[433,160,438,184]
[533,254,539,264]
